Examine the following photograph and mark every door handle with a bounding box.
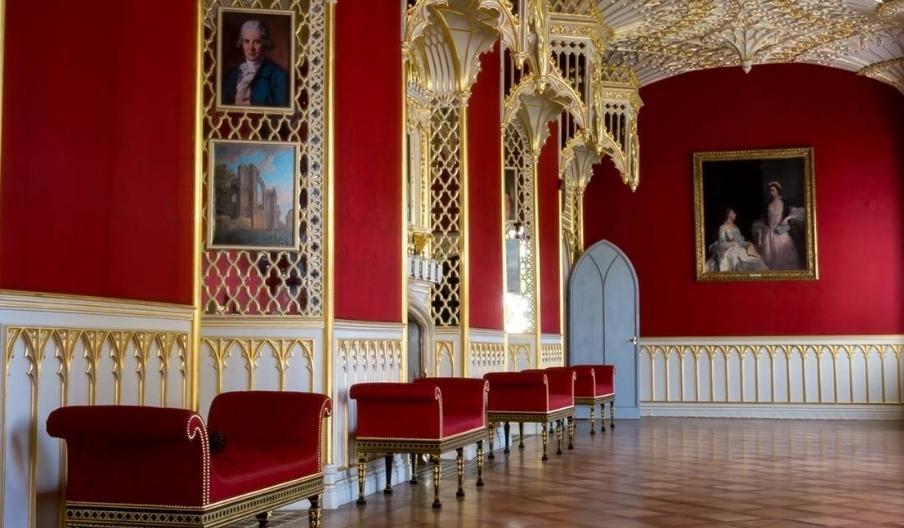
[629,336,638,345]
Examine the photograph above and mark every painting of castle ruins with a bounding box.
[209,140,298,249]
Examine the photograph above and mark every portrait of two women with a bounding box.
[695,149,817,281]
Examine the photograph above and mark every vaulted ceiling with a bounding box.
[598,0,904,93]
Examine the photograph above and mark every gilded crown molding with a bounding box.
[859,57,904,95]
[877,0,904,21]
[597,0,904,94]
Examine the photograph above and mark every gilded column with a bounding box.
[459,91,471,377]
[531,151,542,367]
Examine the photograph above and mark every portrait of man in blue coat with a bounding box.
[221,19,290,108]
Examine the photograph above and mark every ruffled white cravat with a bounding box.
[235,61,260,105]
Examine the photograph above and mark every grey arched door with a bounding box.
[568,240,639,418]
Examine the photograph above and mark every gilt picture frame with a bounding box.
[208,139,299,251]
[216,7,295,113]
[694,148,818,281]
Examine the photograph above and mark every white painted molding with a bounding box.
[201,316,324,329]
[540,333,564,345]
[0,290,193,321]
[334,319,406,336]
[641,403,904,420]
[470,328,506,343]
[638,335,904,346]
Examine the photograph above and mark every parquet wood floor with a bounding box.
[235,418,904,527]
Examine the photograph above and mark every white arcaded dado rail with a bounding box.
[636,336,904,420]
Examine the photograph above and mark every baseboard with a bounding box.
[641,402,904,420]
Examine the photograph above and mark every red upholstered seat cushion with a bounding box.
[443,413,484,437]
[596,383,614,397]
[549,393,573,411]
[210,447,318,503]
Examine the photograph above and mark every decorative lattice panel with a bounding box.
[430,101,462,327]
[504,120,535,332]
[550,0,593,15]
[552,40,589,148]
[200,0,325,316]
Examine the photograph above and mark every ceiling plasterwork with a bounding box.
[597,0,904,93]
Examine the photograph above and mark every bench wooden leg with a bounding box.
[308,494,322,528]
[487,422,495,459]
[610,400,616,428]
[503,422,510,454]
[432,458,442,508]
[541,423,549,461]
[590,406,596,435]
[600,403,607,432]
[555,419,564,455]
[409,453,419,484]
[518,422,524,450]
[455,447,465,498]
[568,417,575,450]
[384,455,393,494]
[256,511,272,528]
[357,453,367,505]
[476,440,485,487]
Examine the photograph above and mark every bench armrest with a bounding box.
[483,372,549,413]
[571,366,596,396]
[592,365,615,388]
[414,377,487,424]
[207,391,332,470]
[47,406,209,506]
[350,382,442,440]
[526,368,575,399]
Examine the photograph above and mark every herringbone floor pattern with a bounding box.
[239,418,904,527]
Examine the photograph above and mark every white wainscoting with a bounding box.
[322,320,405,509]
[0,292,193,528]
[469,328,506,377]
[198,318,325,415]
[433,327,461,377]
[507,333,535,371]
[540,334,564,368]
[638,336,904,419]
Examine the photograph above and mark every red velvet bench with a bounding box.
[46,391,332,528]
[483,370,575,461]
[349,378,488,508]
[571,364,616,433]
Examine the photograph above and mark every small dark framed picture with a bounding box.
[217,7,295,113]
[208,140,299,250]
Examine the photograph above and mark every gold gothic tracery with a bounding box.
[200,0,326,317]
[601,0,904,93]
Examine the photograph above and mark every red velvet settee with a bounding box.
[349,378,488,508]
[46,391,332,528]
[483,370,575,461]
[570,364,616,433]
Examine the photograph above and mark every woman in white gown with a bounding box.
[706,207,769,272]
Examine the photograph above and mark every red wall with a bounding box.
[584,64,904,336]
[334,2,402,322]
[0,0,196,304]
[468,45,504,330]
[539,123,561,334]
